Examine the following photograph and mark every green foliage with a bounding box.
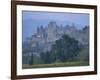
[29,54,43,65]
[28,34,89,66]
[40,51,56,64]
[29,54,33,65]
[39,34,81,63]
[33,55,43,64]
[51,34,81,62]
[78,48,89,61]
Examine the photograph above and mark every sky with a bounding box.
[22,11,89,41]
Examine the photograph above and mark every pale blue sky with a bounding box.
[22,11,89,41]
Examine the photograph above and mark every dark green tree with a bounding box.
[40,51,55,64]
[40,34,81,63]
[29,53,33,65]
[51,34,81,62]
[78,48,89,61]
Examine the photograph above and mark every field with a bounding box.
[22,61,89,69]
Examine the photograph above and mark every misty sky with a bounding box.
[22,11,89,41]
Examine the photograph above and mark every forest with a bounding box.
[22,34,89,69]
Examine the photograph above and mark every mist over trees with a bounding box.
[23,34,89,65]
[40,34,81,64]
[22,21,89,68]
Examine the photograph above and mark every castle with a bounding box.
[22,21,89,65]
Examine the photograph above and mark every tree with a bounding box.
[40,51,55,64]
[29,53,34,65]
[78,48,89,61]
[51,34,81,62]
[32,54,43,64]
[40,34,81,63]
